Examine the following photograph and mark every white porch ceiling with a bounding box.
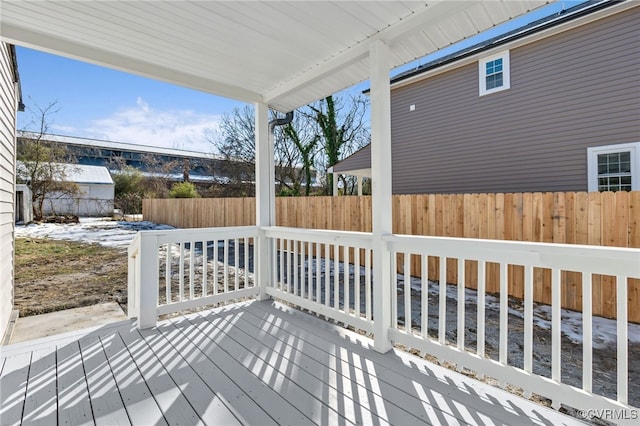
[0,1,548,112]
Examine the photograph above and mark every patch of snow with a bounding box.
[397,272,640,348]
[15,218,174,248]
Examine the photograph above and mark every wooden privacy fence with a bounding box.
[143,191,640,321]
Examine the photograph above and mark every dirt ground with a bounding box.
[14,238,128,316]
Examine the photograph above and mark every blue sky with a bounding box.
[16,1,583,154]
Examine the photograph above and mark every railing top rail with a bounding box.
[385,234,640,277]
[127,232,141,257]
[134,225,259,245]
[262,226,374,248]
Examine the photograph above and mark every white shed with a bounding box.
[14,183,32,223]
[42,163,115,217]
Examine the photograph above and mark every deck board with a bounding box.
[155,319,274,425]
[57,341,94,426]
[78,334,130,426]
[0,300,584,426]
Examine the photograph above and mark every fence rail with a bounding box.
[144,191,640,321]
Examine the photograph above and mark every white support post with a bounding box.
[255,102,273,301]
[137,233,159,329]
[333,173,339,196]
[357,176,363,196]
[370,40,393,353]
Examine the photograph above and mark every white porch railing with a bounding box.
[127,226,259,327]
[128,225,640,416]
[262,226,375,333]
[385,234,639,413]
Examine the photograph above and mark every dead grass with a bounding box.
[14,238,128,316]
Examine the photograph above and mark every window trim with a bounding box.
[587,142,640,192]
[479,50,510,96]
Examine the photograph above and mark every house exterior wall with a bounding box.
[390,6,640,194]
[0,43,18,341]
[43,183,115,217]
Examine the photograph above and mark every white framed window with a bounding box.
[587,142,640,192]
[479,50,510,96]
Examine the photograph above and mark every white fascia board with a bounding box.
[0,23,263,104]
[391,1,638,91]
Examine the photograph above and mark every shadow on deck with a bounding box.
[0,300,582,425]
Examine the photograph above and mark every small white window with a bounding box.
[587,142,640,192]
[479,51,510,96]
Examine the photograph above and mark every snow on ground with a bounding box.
[398,272,640,348]
[15,217,174,249]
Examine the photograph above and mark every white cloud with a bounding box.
[86,97,220,153]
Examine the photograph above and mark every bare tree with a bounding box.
[207,93,369,197]
[206,105,312,196]
[17,101,79,219]
[306,94,370,195]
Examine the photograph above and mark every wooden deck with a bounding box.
[0,300,583,425]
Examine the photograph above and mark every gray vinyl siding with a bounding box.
[390,6,640,194]
[0,42,17,341]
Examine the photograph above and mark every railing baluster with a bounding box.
[391,252,397,329]
[202,240,208,297]
[300,240,305,298]
[583,273,592,393]
[279,238,284,290]
[189,241,195,299]
[404,253,411,333]
[244,237,249,289]
[551,267,561,409]
[272,238,278,291]
[438,256,446,345]
[234,238,239,291]
[421,255,428,339]
[293,239,299,296]
[524,265,533,375]
[334,244,340,310]
[165,243,171,304]
[315,242,321,303]
[324,243,330,307]
[355,248,361,318]
[307,241,313,301]
[617,275,628,405]
[477,260,485,359]
[457,258,465,350]
[499,262,508,367]
[213,239,218,295]
[344,246,350,314]
[179,242,185,302]
[288,239,293,293]
[223,239,229,294]
[365,248,372,321]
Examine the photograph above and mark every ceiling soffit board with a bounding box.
[0,1,547,112]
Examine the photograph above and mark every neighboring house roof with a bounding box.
[17,162,114,185]
[330,145,371,177]
[338,0,623,177]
